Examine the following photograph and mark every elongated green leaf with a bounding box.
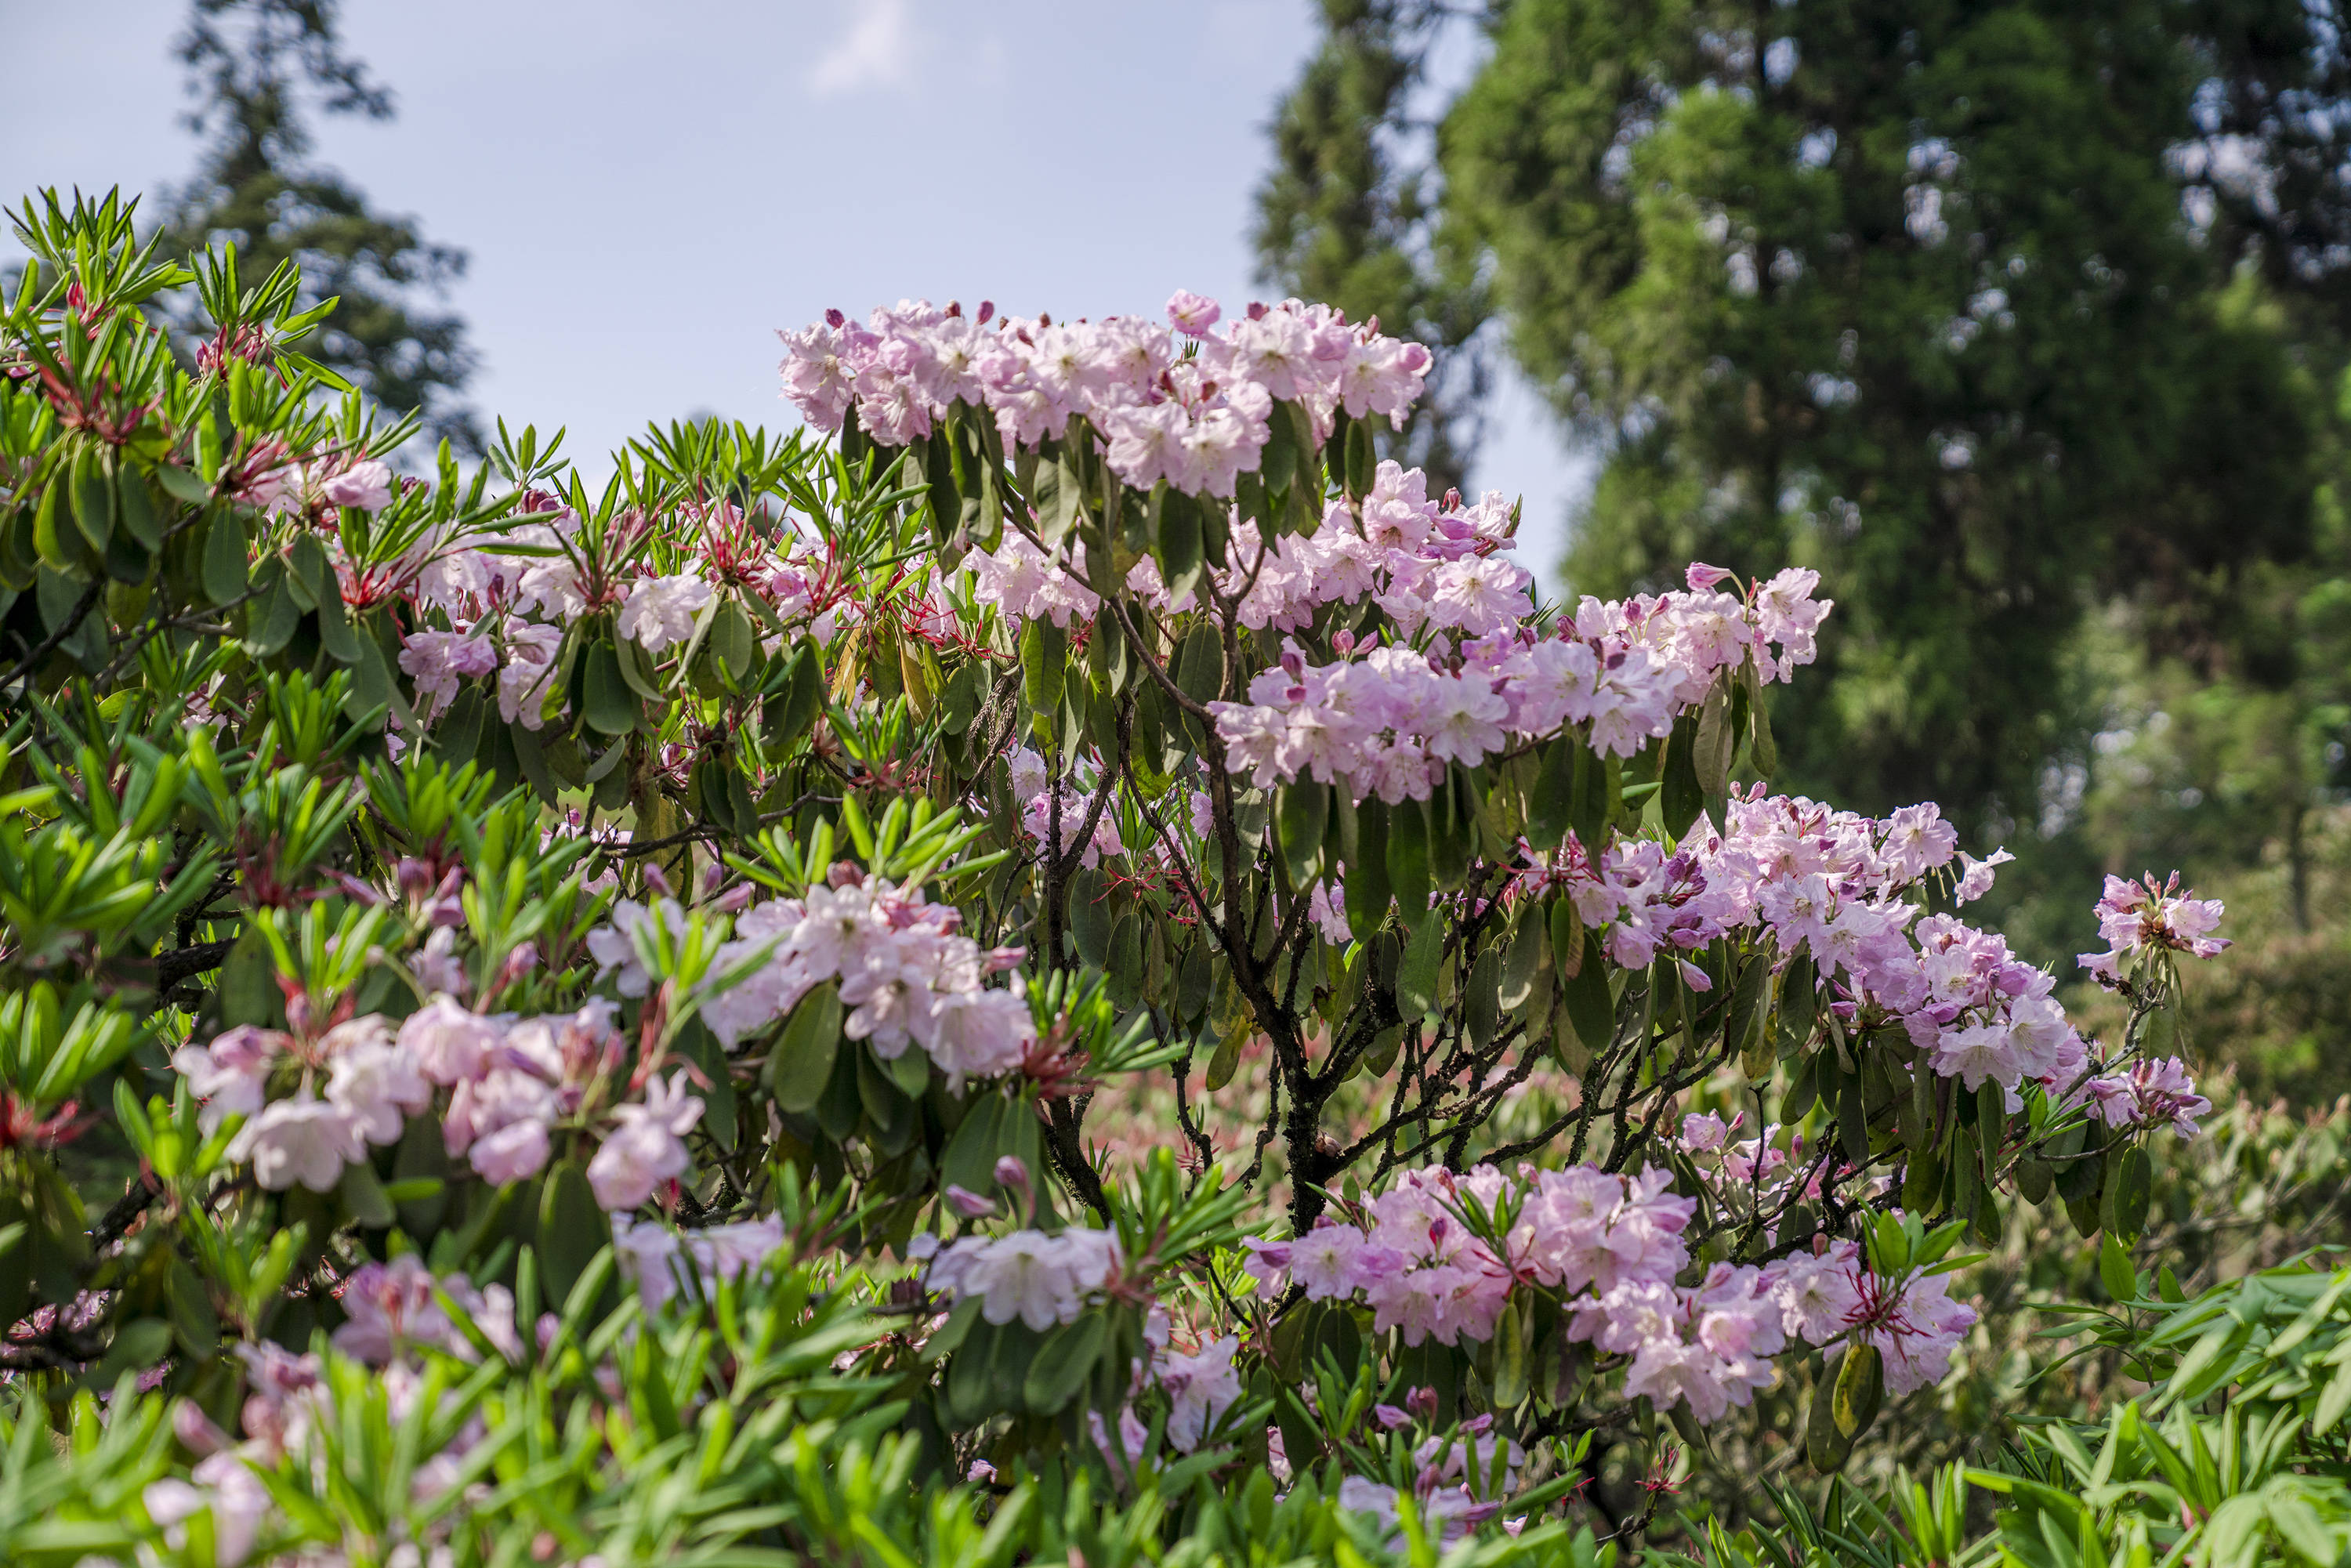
[1023,1312,1109,1413]
[1396,914,1444,1019]
[768,983,842,1114]
[1562,929,1614,1055]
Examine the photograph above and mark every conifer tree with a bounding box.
[163,0,479,450]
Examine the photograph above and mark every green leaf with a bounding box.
[771,643,827,749]
[1069,867,1112,966]
[1176,940,1213,1022]
[2315,1360,2351,1436]
[2099,1231,2138,1302]
[1276,781,1328,889]
[1561,929,1614,1056]
[1174,624,1223,706]
[1386,796,1432,927]
[337,1161,396,1229]
[940,1095,1006,1198]
[581,641,638,736]
[1021,617,1066,718]
[1527,735,1578,848]
[1903,1143,1943,1215]
[1499,915,1546,1011]
[1343,415,1374,498]
[1343,799,1391,933]
[1023,1312,1109,1413]
[538,1161,603,1305]
[2014,1157,2053,1205]
[1159,487,1204,600]
[613,631,666,702]
[1491,1295,1530,1411]
[1806,1371,1857,1472]
[1831,1341,1884,1438]
[69,447,113,553]
[2266,1495,2338,1567]
[1204,1025,1243,1091]
[1693,683,1734,797]
[1549,896,1583,974]
[945,1319,999,1425]
[2106,1144,2152,1242]
[1396,913,1444,1018]
[1659,715,1704,835]
[768,982,842,1114]
[156,464,213,505]
[219,925,281,1028]
[201,505,248,605]
[940,657,986,734]
[113,466,161,552]
[246,563,300,655]
[1748,666,1778,778]
[1838,1072,1871,1167]
[287,531,337,610]
[1778,954,1817,1052]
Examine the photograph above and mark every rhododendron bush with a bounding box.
[0,189,2240,1563]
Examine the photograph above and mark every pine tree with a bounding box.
[1262,0,2351,835]
[1437,0,2338,831]
[1253,0,1490,494]
[163,0,479,450]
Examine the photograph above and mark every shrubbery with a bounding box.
[0,188,2333,1566]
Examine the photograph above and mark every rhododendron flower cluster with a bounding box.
[2081,1055,2214,1137]
[778,292,1431,496]
[589,872,1035,1088]
[1241,1162,1977,1423]
[172,1016,429,1193]
[170,994,715,1213]
[612,1213,788,1310]
[331,1255,523,1367]
[916,1225,1124,1331]
[1007,745,1127,867]
[1512,788,2106,1106]
[1209,562,1831,802]
[2078,871,2233,983]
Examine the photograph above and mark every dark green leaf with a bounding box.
[768,982,842,1114]
[1386,796,1432,927]
[1561,930,1614,1055]
[1023,1312,1109,1413]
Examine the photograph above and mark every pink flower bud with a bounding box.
[172,1399,230,1456]
[944,1184,997,1218]
[994,1155,1034,1211]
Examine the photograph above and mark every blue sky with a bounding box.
[3,0,1588,590]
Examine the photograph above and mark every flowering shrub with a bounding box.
[0,188,2242,1561]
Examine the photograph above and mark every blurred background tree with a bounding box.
[1254,0,1492,494]
[1262,0,2351,1097]
[161,0,480,451]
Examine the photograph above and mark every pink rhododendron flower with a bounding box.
[321,458,393,511]
[230,1090,367,1192]
[587,1071,704,1211]
[617,572,715,653]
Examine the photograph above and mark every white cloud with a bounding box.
[808,0,918,98]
